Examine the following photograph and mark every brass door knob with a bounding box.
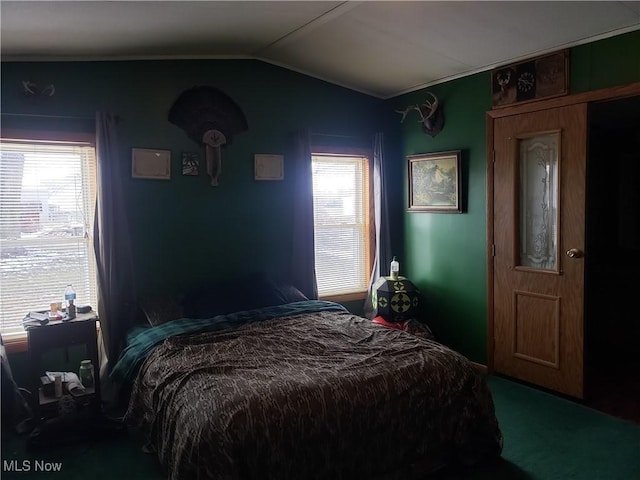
[566,248,584,258]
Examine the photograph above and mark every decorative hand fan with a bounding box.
[168,86,248,186]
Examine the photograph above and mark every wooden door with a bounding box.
[492,103,587,398]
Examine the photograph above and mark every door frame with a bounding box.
[486,81,640,374]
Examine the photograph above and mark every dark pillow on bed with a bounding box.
[272,281,308,304]
[139,293,184,327]
[182,272,308,319]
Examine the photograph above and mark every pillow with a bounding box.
[181,272,308,319]
[139,293,184,327]
[404,319,435,340]
[272,281,308,304]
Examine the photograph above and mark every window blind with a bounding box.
[312,154,370,297]
[0,140,98,338]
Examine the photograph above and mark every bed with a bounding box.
[112,278,503,480]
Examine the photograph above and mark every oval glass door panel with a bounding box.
[519,132,559,271]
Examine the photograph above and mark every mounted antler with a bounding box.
[395,91,444,137]
[417,92,439,123]
[395,105,418,123]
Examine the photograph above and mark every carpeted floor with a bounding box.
[435,376,640,479]
[2,375,639,479]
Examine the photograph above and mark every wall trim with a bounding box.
[471,362,488,374]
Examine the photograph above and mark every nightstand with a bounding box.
[26,312,101,421]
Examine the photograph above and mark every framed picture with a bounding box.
[408,150,461,213]
[131,148,171,180]
[181,152,199,176]
[491,49,569,108]
[254,154,284,180]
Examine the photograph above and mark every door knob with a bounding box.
[566,248,584,258]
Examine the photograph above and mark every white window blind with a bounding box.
[0,140,98,339]
[312,154,370,297]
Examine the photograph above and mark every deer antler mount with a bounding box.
[396,92,444,137]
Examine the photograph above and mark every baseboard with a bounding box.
[471,362,488,374]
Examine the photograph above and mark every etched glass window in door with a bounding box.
[519,133,559,270]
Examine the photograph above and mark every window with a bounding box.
[312,152,372,298]
[0,138,98,340]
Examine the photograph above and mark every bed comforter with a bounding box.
[124,301,502,479]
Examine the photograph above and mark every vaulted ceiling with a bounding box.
[1,1,639,99]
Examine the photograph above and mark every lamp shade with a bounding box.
[371,276,420,323]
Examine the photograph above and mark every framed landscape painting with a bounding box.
[408,150,461,213]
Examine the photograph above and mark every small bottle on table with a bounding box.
[390,256,400,280]
[65,285,76,320]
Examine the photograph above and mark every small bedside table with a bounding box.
[26,312,101,420]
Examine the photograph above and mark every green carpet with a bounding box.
[2,375,639,479]
[434,376,640,479]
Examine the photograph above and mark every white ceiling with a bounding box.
[1,1,639,99]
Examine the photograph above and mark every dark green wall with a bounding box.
[393,30,640,363]
[2,31,638,370]
[1,60,387,300]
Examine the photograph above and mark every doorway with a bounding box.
[584,95,640,423]
[487,83,640,420]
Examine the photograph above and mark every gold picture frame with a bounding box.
[254,154,284,180]
[408,150,462,213]
[131,148,171,180]
[491,49,569,108]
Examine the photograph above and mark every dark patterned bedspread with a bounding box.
[126,308,502,480]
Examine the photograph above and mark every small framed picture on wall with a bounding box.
[254,154,284,180]
[131,148,171,180]
[181,152,199,176]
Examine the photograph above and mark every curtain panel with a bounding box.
[94,113,136,383]
[290,130,318,300]
[364,132,392,318]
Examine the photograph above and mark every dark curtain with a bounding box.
[290,129,318,300]
[94,113,136,389]
[364,132,392,318]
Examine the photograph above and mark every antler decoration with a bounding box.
[395,91,444,137]
[21,80,55,97]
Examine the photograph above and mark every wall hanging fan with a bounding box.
[168,86,248,186]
